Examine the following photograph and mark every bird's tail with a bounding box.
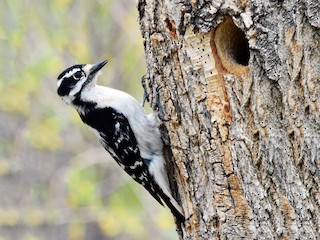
[158,186,185,221]
[147,155,184,221]
[142,176,184,221]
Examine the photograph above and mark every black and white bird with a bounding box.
[57,60,184,220]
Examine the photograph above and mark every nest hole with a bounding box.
[214,17,250,68]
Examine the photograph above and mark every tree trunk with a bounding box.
[138,0,320,239]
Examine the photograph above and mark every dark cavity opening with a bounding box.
[215,17,250,66]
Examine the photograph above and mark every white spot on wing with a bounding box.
[129,160,143,169]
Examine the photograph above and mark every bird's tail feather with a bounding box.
[156,184,185,221]
[163,192,185,221]
[144,181,184,221]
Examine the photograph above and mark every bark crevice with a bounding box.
[138,0,320,239]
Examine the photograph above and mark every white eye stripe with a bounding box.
[64,68,81,78]
[57,68,84,89]
[57,78,63,88]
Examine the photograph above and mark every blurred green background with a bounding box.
[0,1,177,239]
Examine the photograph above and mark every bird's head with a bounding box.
[57,60,108,104]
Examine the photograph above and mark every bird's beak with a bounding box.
[88,60,108,77]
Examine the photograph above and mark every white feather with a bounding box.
[58,65,184,217]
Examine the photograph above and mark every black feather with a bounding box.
[72,99,183,220]
[79,106,166,206]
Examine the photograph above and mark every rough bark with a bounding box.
[138,0,320,239]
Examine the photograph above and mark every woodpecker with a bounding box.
[57,60,184,220]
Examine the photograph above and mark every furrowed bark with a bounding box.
[138,0,320,239]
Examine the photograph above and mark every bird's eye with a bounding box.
[74,71,83,79]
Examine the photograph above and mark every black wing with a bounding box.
[79,106,164,206]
